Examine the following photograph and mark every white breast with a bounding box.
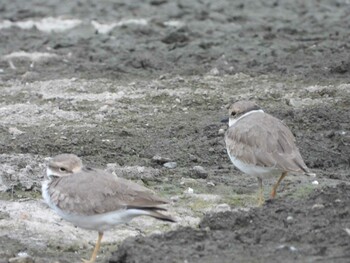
[42,180,152,232]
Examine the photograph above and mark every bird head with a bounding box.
[46,154,83,180]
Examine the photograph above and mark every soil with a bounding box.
[0,0,349,263]
[110,183,350,263]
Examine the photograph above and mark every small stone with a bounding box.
[185,187,194,194]
[8,127,25,136]
[98,105,109,113]
[289,246,297,252]
[207,181,215,187]
[276,245,297,252]
[218,128,225,135]
[209,67,220,76]
[188,154,198,162]
[311,180,319,185]
[152,155,171,164]
[163,162,177,169]
[17,252,29,258]
[286,216,293,222]
[345,228,350,236]
[312,203,325,209]
[192,166,208,179]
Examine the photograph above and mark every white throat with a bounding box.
[229,109,264,127]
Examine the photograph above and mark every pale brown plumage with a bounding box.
[43,154,175,263]
[225,111,309,173]
[47,167,170,218]
[224,100,311,204]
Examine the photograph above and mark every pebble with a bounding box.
[311,180,319,185]
[218,128,225,135]
[312,203,325,209]
[98,105,109,113]
[345,228,350,236]
[276,245,298,252]
[188,154,198,162]
[192,165,208,179]
[8,127,25,136]
[152,155,171,164]
[163,162,177,169]
[185,187,194,194]
[206,181,215,187]
[286,216,293,222]
[209,67,220,76]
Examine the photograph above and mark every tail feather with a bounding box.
[148,210,176,223]
[126,206,176,222]
[127,205,167,211]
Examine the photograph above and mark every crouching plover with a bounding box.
[42,154,175,263]
[224,101,312,205]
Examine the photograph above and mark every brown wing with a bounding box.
[225,112,309,173]
[48,168,169,216]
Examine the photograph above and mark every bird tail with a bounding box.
[148,210,176,223]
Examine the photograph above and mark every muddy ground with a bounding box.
[0,0,349,263]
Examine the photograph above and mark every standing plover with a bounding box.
[224,101,311,204]
[42,154,175,263]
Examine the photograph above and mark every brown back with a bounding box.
[48,167,169,216]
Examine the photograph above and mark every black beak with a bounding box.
[221,117,229,123]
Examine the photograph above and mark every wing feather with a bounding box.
[225,112,309,172]
[48,168,168,216]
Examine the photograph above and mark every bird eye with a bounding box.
[231,111,236,116]
[59,167,67,172]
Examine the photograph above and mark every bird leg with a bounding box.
[271,172,288,198]
[82,232,104,263]
[257,177,264,206]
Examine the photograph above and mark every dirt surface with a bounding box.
[110,183,350,263]
[1,0,350,82]
[0,0,349,263]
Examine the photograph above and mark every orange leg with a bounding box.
[82,232,103,263]
[271,172,288,198]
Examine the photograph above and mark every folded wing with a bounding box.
[225,112,309,173]
[48,168,170,216]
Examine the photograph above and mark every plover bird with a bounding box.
[42,154,175,263]
[224,101,311,204]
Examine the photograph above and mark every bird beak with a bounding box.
[221,117,229,123]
